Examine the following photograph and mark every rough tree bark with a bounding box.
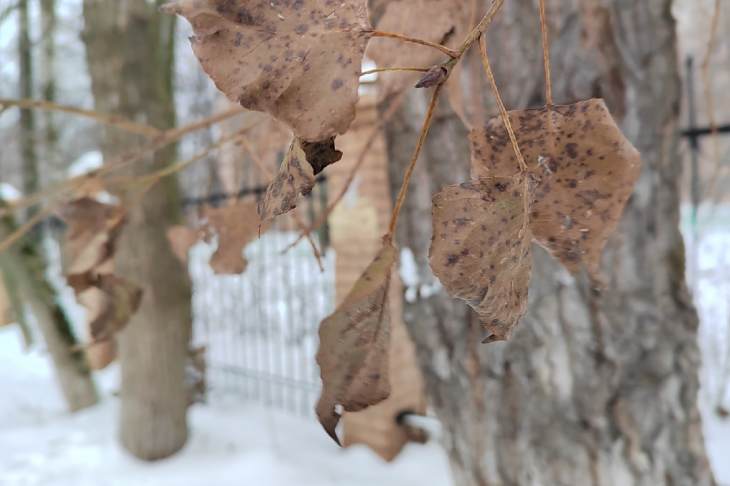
[82,0,192,460]
[382,1,714,484]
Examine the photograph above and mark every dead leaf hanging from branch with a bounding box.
[430,177,531,342]
[167,201,269,275]
[258,138,341,221]
[316,239,396,443]
[470,99,641,279]
[59,198,142,342]
[203,201,268,274]
[163,0,372,143]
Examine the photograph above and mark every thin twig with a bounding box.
[129,130,251,190]
[238,136,325,272]
[165,106,246,141]
[700,0,721,200]
[0,205,54,254]
[0,98,163,137]
[382,0,506,237]
[387,85,442,237]
[0,106,247,218]
[370,30,459,58]
[360,66,430,77]
[456,0,505,56]
[538,0,553,106]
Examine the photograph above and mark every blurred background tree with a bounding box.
[81,0,192,460]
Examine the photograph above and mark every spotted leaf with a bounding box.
[258,137,341,221]
[470,99,641,278]
[316,239,396,443]
[430,177,531,342]
[163,0,372,143]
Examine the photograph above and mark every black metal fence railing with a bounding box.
[183,177,333,416]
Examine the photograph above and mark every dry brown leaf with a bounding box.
[470,99,641,278]
[204,201,267,274]
[168,201,268,274]
[79,274,143,342]
[368,0,464,95]
[166,225,201,265]
[59,197,125,282]
[85,333,117,371]
[163,0,372,142]
[316,239,396,443]
[430,177,531,342]
[59,198,142,341]
[258,138,341,221]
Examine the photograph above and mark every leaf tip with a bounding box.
[316,401,343,446]
[481,331,509,344]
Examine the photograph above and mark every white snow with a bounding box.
[0,326,452,486]
[67,150,103,178]
[399,246,443,303]
[0,183,21,201]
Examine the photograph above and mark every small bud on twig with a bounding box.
[415,66,448,88]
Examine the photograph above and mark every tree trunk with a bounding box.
[0,216,99,411]
[10,0,99,413]
[18,0,37,197]
[40,0,59,173]
[83,0,192,461]
[382,1,714,484]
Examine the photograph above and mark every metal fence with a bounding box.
[182,177,334,416]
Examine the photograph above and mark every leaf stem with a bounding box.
[478,36,530,237]
[370,30,459,58]
[383,0,507,238]
[387,85,442,237]
[538,0,553,106]
[478,37,527,173]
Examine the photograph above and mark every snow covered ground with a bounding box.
[1,323,728,486]
[0,326,452,486]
